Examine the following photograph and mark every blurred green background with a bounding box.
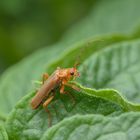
[0,0,95,74]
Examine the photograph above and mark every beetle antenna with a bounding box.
[74,62,80,68]
[74,39,105,68]
[74,45,86,68]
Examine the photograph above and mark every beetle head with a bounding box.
[69,67,80,80]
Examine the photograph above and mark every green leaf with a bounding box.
[1,0,140,139]
[1,0,140,117]
[78,40,140,104]
[0,45,69,117]
[41,112,140,140]
[76,82,140,111]
[6,86,123,140]
[0,35,130,117]
[47,35,129,73]
[63,0,140,42]
[0,125,8,140]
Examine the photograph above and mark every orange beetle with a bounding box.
[31,66,80,110]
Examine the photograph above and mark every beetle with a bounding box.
[30,66,80,110]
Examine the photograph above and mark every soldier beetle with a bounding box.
[30,64,80,126]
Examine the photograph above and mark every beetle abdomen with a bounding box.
[31,71,60,109]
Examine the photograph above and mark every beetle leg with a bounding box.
[59,79,67,94]
[60,84,65,94]
[43,95,54,108]
[43,95,54,127]
[42,73,49,84]
[63,90,76,105]
[60,78,80,95]
[45,108,52,127]
[60,81,76,105]
[64,82,81,92]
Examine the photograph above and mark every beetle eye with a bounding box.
[70,72,74,75]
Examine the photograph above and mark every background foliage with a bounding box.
[0,0,95,73]
[1,0,140,139]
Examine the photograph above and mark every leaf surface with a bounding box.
[0,35,130,117]
[41,112,140,140]
[6,85,124,140]
[0,125,8,140]
[78,40,140,103]
[1,0,140,117]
